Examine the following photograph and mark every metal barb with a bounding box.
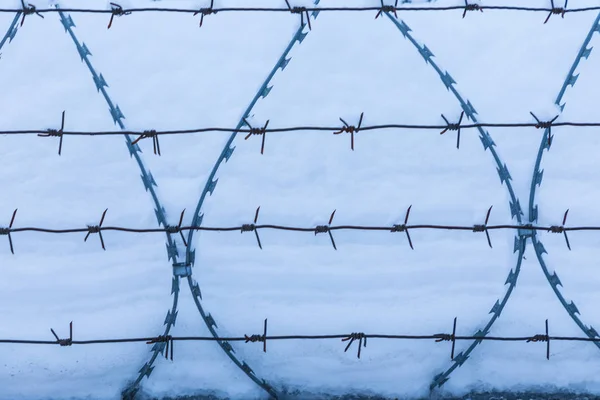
[0,209,18,254]
[38,111,66,155]
[315,210,337,249]
[473,205,493,248]
[440,112,464,149]
[84,209,108,250]
[404,205,414,249]
[263,318,268,352]
[342,332,367,358]
[530,112,559,146]
[50,321,73,346]
[549,209,571,250]
[527,320,550,359]
[20,0,43,27]
[146,335,174,360]
[166,209,188,247]
[376,0,399,19]
[108,3,131,29]
[333,112,364,151]
[132,130,161,156]
[244,318,268,352]
[194,0,216,27]
[241,207,262,249]
[451,317,457,359]
[243,119,269,154]
[285,0,311,30]
[545,0,568,23]
[463,1,483,18]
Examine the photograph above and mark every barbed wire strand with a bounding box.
[0,206,587,252]
[5,3,600,16]
[1,318,592,362]
[6,116,600,155]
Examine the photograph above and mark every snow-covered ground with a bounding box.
[2,0,600,399]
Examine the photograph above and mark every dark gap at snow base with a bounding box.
[152,392,600,400]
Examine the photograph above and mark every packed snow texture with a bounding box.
[2,0,600,399]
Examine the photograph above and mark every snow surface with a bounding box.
[2,0,600,399]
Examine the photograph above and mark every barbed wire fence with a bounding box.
[527,3,600,362]
[3,1,600,399]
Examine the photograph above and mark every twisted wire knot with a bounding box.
[550,7,566,16]
[0,227,9,235]
[57,338,72,346]
[195,8,217,16]
[380,5,397,13]
[22,3,37,16]
[165,225,181,234]
[241,224,256,232]
[534,121,554,129]
[110,3,131,17]
[527,334,549,343]
[141,129,157,138]
[290,6,307,14]
[445,123,460,131]
[315,225,329,234]
[334,125,359,134]
[434,334,454,342]
[86,225,101,234]
[391,224,407,232]
[45,129,62,137]
[549,225,564,233]
[472,224,486,232]
[247,127,266,136]
[244,334,265,343]
[150,334,173,343]
[465,4,482,11]
[345,332,366,341]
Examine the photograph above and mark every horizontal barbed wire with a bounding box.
[0,207,583,253]
[0,318,582,361]
[2,113,596,154]
[4,120,600,136]
[4,3,598,16]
